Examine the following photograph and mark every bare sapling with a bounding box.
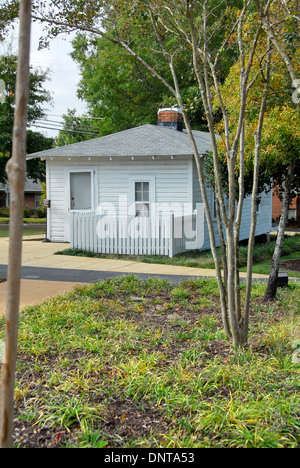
[0,0,32,449]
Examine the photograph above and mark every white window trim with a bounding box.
[35,194,42,209]
[129,175,155,217]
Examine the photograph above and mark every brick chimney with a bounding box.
[158,107,183,131]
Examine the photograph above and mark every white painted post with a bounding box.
[70,211,74,248]
[169,213,174,258]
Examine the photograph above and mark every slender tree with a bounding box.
[2,0,296,343]
[254,0,300,300]
[0,0,32,448]
[12,0,269,345]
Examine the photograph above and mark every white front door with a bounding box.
[65,169,97,242]
[70,172,92,210]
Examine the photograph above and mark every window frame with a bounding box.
[35,194,42,209]
[129,175,155,218]
[135,181,150,217]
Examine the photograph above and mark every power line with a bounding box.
[29,123,100,136]
[34,118,100,133]
[29,114,103,136]
[45,114,104,120]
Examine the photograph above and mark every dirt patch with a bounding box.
[98,397,173,445]
[12,391,174,448]
[13,419,70,449]
[280,259,300,272]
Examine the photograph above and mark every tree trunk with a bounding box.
[244,46,272,338]
[226,222,241,347]
[263,163,294,302]
[0,0,31,449]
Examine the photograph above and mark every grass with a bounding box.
[56,234,300,278]
[0,275,299,448]
[0,217,46,224]
[0,229,46,238]
[0,224,46,238]
[240,251,300,277]
[0,217,46,237]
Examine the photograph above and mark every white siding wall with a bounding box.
[47,157,272,247]
[192,161,272,250]
[97,159,192,216]
[192,160,214,250]
[47,160,66,242]
[47,158,192,242]
[240,191,273,240]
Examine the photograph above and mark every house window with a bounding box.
[35,194,42,209]
[129,175,155,218]
[0,192,6,208]
[135,182,150,217]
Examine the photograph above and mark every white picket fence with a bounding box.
[70,210,203,258]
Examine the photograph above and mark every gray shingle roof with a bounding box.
[0,179,42,192]
[27,124,213,159]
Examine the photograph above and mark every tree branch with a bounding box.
[31,13,177,95]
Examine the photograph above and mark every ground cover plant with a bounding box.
[0,275,299,448]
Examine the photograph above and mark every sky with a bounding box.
[1,19,87,138]
[29,21,88,137]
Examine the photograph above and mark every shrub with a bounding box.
[0,207,9,217]
[23,206,31,218]
[23,207,47,218]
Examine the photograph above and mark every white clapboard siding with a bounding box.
[47,157,272,246]
[47,158,192,242]
[70,210,201,258]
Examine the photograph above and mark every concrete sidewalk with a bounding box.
[0,279,82,315]
[0,235,270,315]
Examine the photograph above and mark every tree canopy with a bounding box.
[68,22,209,136]
[0,54,54,183]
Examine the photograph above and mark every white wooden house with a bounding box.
[27,108,273,257]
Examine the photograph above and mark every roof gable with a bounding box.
[27,124,213,160]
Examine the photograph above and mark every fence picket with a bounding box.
[71,210,199,258]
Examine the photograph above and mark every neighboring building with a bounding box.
[272,189,300,221]
[0,178,42,210]
[27,108,273,256]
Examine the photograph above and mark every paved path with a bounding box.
[0,235,271,315]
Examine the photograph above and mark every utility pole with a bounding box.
[0,0,32,448]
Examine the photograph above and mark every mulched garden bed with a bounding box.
[280,259,300,272]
